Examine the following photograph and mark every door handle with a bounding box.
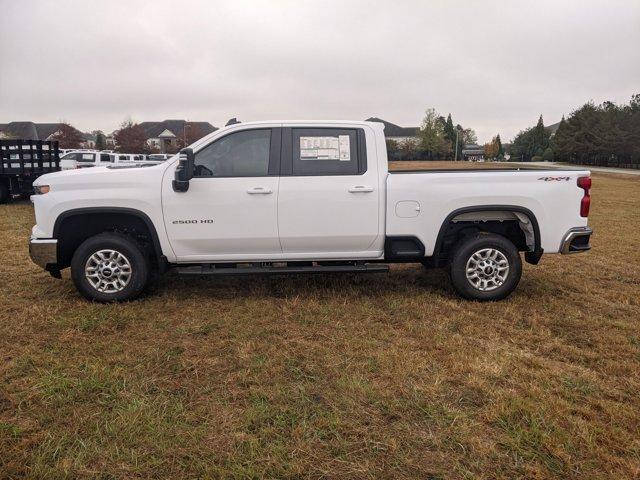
[247,187,273,194]
[348,185,374,193]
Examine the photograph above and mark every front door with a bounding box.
[162,127,282,261]
[277,127,381,257]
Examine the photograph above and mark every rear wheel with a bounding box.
[449,233,522,301]
[71,233,149,302]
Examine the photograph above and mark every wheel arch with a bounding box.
[433,205,542,263]
[53,207,164,268]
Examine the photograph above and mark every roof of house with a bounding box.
[365,117,420,137]
[0,121,66,140]
[138,120,217,139]
[462,144,484,153]
[545,121,561,135]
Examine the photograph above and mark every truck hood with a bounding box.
[33,164,162,186]
[34,166,109,184]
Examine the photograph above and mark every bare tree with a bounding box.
[177,123,206,148]
[50,123,83,148]
[114,119,149,153]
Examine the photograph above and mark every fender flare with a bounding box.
[52,207,164,261]
[432,205,542,258]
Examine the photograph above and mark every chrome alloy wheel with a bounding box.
[84,249,132,293]
[465,248,510,292]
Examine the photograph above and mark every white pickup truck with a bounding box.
[29,120,593,302]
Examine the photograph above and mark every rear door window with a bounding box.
[287,128,366,176]
[80,153,95,162]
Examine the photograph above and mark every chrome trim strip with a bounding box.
[560,227,593,254]
[29,237,58,268]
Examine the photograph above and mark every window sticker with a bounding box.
[338,135,350,161]
[300,136,350,161]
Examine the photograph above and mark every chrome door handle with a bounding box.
[247,187,273,194]
[348,185,374,193]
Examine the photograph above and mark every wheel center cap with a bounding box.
[484,266,494,275]
[102,268,112,277]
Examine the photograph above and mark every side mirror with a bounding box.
[172,148,194,192]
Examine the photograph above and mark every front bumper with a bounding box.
[560,227,593,254]
[29,237,58,269]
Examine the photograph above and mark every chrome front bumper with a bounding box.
[29,237,58,269]
[560,227,593,254]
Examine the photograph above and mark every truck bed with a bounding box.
[386,166,590,256]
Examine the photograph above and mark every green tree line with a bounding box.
[387,109,477,161]
[509,115,554,162]
[512,94,640,167]
[553,94,640,167]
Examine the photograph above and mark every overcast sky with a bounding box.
[1,0,638,143]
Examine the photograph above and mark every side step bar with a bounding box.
[176,262,389,276]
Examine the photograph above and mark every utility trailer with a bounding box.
[0,139,60,203]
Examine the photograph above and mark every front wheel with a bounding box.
[71,233,149,302]
[449,233,522,301]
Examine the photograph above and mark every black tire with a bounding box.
[0,182,9,204]
[71,232,149,302]
[449,232,522,301]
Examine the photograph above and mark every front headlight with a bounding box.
[33,185,50,195]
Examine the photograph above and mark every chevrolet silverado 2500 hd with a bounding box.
[29,120,593,302]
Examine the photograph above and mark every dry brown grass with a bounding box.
[1,168,639,479]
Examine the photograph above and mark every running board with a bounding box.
[176,262,389,276]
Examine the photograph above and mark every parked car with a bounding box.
[29,120,593,302]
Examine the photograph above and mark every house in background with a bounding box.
[0,122,64,141]
[461,144,485,161]
[365,117,420,145]
[545,121,561,136]
[81,132,97,149]
[139,120,217,153]
[0,121,95,148]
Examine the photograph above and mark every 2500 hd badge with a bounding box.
[172,219,214,224]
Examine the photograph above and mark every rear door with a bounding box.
[277,127,381,257]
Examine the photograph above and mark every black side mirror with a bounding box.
[172,148,194,192]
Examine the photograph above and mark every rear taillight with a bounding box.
[577,176,591,217]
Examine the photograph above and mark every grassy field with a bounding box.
[1,167,639,479]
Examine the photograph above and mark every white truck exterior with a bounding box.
[29,120,593,302]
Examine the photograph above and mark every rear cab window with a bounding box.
[282,128,367,176]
